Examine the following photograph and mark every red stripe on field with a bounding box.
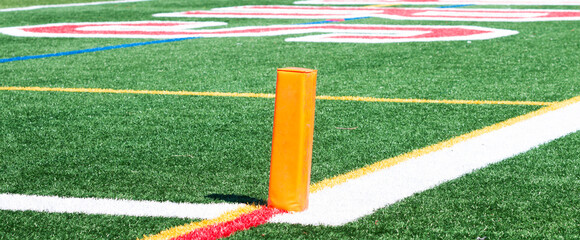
[170,207,287,240]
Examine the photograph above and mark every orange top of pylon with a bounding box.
[278,67,317,74]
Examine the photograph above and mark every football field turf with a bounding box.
[1,0,579,239]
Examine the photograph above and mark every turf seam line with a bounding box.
[0,86,554,106]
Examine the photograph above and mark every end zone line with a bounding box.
[0,0,150,12]
[0,86,553,106]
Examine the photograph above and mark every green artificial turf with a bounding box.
[0,210,193,239]
[1,0,579,239]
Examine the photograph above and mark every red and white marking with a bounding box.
[155,5,580,22]
[0,21,518,43]
[0,0,150,12]
[294,0,580,5]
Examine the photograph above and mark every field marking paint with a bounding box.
[0,37,201,64]
[141,95,580,238]
[0,16,368,64]
[140,205,260,240]
[363,4,400,7]
[271,95,580,225]
[0,86,554,106]
[154,6,580,22]
[0,22,519,43]
[0,86,277,99]
[0,0,150,12]
[316,95,552,106]
[0,14,373,64]
[0,22,227,64]
[439,4,476,8]
[0,193,243,219]
[295,16,372,25]
[167,207,286,240]
[294,0,580,5]
[307,95,577,193]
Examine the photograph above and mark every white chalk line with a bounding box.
[270,98,580,225]
[0,193,243,219]
[0,0,150,13]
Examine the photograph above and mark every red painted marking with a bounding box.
[18,23,490,38]
[170,207,286,240]
[1,22,517,43]
[164,5,580,22]
[183,11,346,17]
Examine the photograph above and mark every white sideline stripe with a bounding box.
[0,193,244,219]
[271,100,580,226]
[0,0,150,12]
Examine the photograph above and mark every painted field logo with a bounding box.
[154,5,580,22]
[294,0,580,5]
[0,21,518,43]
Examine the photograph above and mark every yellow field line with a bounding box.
[316,95,552,106]
[0,86,554,106]
[310,95,580,192]
[0,86,275,99]
[140,205,260,240]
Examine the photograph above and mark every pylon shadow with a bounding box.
[206,194,267,205]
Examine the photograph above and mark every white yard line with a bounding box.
[271,98,580,226]
[0,193,243,219]
[0,0,150,13]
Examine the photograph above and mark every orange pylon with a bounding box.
[267,67,317,212]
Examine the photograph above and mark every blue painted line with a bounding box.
[0,37,200,63]
[438,4,475,8]
[296,16,372,25]
[295,20,338,25]
[343,16,372,21]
